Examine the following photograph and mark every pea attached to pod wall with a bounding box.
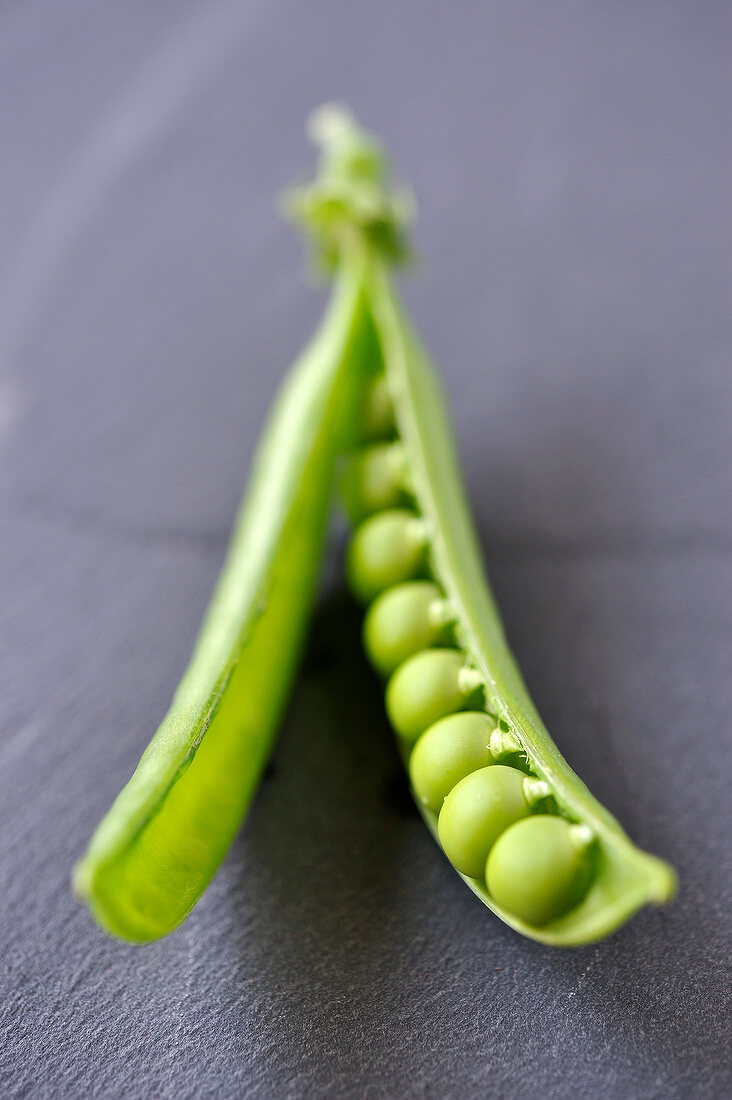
[359,373,395,441]
[346,508,428,604]
[363,580,453,677]
[437,766,550,879]
[409,712,496,813]
[341,442,410,522]
[385,649,484,745]
[486,816,596,926]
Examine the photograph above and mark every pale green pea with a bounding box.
[437,765,539,878]
[341,442,409,522]
[363,581,450,677]
[360,374,395,440]
[346,509,427,604]
[409,712,496,813]
[485,816,595,926]
[385,648,482,745]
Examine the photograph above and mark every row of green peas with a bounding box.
[342,374,595,928]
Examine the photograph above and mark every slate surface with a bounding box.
[1,3,730,1097]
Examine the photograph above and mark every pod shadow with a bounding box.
[462,423,731,1087]
[234,580,428,1060]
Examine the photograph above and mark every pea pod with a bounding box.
[297,106,676,945]
[76,104,677,948]
[365,272,675,943]
[73,252,372,942]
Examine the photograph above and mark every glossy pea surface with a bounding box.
[437,765,531,878]
[409,712,495,813]
[342,442,408,521]
[486,815,594,926]
[346,509,426,604]
[363,581,446,677]
[385,648,475,745]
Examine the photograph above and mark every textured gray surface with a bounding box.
[1,2,731,1097]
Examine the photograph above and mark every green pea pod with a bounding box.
[294,105,676,945]
[73,253,371,942]
[365,266,676,944]
[76,103,677,948]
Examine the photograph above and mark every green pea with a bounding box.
[437,765,537,878]
[385,649,482,745]
[346,509,427,604]
[363,581,450,677]
[485,816,594,926]
[360,374,395,440]
[341,442,409,522]
[409,712,496,813]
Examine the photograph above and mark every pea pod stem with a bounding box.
[74,251,372,942]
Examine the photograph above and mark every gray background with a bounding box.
[1,2,730,1097]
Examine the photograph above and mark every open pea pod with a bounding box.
[77,104,676,948]
[74,253,372,942]
[295,106,677,945]
[364,268,676,944]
